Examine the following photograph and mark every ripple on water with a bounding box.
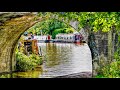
[38,43,92,78]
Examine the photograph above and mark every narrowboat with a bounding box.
[34,35,52,43]
[23,39,39,55]
[55,33,83,43]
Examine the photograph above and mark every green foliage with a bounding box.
[29,54,43,65]
[27,17,75,39]
[27,19,67,35]
[37,12,120,33]
[16,51,36,71]
[52,28,63,39]
[16,51,42,72]
[51,28,74,39]
[55,12,120,32]
[95,75,105,78]
[0,74,11,78]
[65,28,74,33]
[97,61,120,78]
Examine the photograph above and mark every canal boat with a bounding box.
[23,39,39,55]
[55,33,84,43]
[34,35,52,43]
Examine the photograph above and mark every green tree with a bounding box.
[27,18,75,39]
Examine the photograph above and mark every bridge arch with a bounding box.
[0,12,93,73]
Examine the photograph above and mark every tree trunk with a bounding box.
[108,29,113,62]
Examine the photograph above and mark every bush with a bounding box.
[0,74,11,78]
[29,54,43,65]
[16,51,42,72]
[96,60,120,78]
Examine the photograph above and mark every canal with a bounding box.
[39,43,92,78]
[0,43,92,78]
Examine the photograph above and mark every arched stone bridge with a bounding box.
[0,12,116,75]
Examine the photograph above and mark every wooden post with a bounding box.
[39,46,42,56]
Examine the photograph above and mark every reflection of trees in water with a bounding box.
[38,43,92,77]
[44,43,74,67]
[0,66,43,78]
[46,43,60,66]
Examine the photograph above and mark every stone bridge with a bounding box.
[0,12,117,75]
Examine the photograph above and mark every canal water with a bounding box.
[38,43,92,78]
[0,43,92,78]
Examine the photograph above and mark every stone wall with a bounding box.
[92,29,117,76]
[94,30,116,59]
[0,12,39,73]
[94,31,108,57]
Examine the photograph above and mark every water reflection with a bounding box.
[0,66,43,78]
[38,43,92,78]
[0,43,92,78]
[13,66,43,78]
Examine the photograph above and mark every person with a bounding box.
[30,32,34,39]
[48,35,51,40]
[28,33,32,39]
[23,32,28,40]
[18,41,22,51]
